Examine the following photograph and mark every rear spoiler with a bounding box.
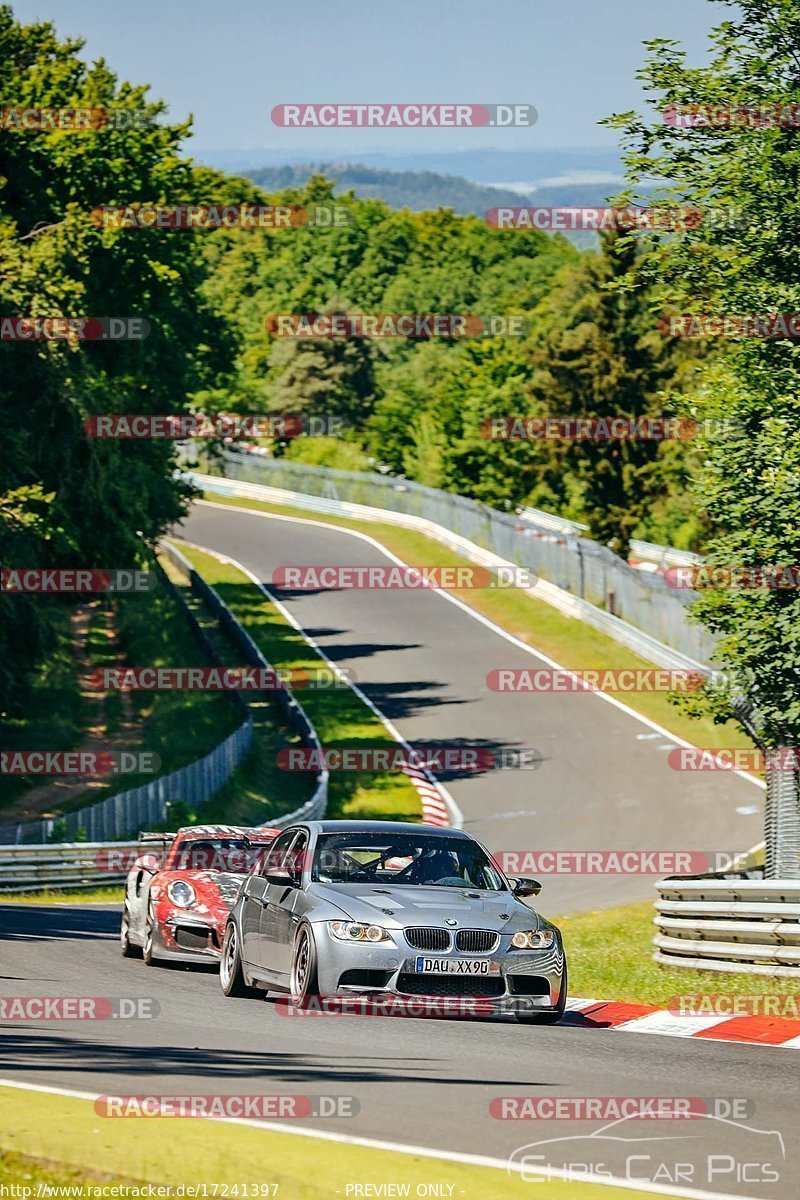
[138,832,176,844]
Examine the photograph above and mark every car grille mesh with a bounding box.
[405,927,451,951]
[455,929,499,953]
[397,973,504,998]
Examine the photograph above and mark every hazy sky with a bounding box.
[12,0,726,151]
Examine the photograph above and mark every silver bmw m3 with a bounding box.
[220,820,567,1023]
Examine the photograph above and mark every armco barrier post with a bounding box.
[765,749,800,879]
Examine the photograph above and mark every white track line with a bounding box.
[193,499,765,793]
[169,535,462,829]
[0,1077,765,1200]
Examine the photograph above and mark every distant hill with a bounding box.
[245,162,530,217]
[242,162,635,225]
[196,145,624,185]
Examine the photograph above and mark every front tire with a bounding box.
[290,926,319,1007]
[120,905,141,958]
[220,923,258,998]
[142,903,161,967]
[516,961,568,1025]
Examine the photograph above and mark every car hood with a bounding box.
[309,883,542,930]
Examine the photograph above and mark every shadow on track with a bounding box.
[0,905,119,945]
[0,1031,558,1088]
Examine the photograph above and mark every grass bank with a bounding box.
[560,899,800,1004]
[0,1085,683,1200]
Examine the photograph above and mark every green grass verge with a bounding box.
[560,900,800,1004]
[112,577,241,790]
[0,1148,133,1192]
[0,886,123,905]
[170,541,421,822]
[157,552,313,827]
[199,492,754,758]
[0,1086,682,1200]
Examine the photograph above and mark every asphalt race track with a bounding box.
[179,500,762,911]
[1,499,790,1200]
[0,903,797,1199]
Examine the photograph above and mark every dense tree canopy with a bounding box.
[0,5,236,710]
[608,0,800,742]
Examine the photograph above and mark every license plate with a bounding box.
[414,956,500,975]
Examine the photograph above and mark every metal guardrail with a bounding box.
[199,450,717,667]
[0,706,253,846]
[1,546,328,847]
[160,542,328,828]
[654,876,800,977]
[185,458,710,674]
[0,841,139,893]
[0,559,254,846]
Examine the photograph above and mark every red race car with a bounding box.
[120,824,279,965]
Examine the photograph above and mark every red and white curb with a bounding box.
[567,997,800,1048]
[401,763,451,826]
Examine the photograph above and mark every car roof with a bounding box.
[304,820,472,839]
[175,825,277,839]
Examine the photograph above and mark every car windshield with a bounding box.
[172,838,266,872]
[312,832,506,890]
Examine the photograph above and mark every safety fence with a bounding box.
[654,875,800,977]
[0,841,139,892]
[0,547,327,845]
[200,449,716,667]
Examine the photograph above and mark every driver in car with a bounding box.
[404,848,461,885]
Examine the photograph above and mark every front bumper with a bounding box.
[151,914,223,963]
[312,924,565,1010]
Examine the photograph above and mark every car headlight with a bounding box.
[511,928,555,950]
[167,880,196,908]
[329,921,391,943]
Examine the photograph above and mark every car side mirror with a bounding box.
[264,868,298,887]
[513,877,542,898]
